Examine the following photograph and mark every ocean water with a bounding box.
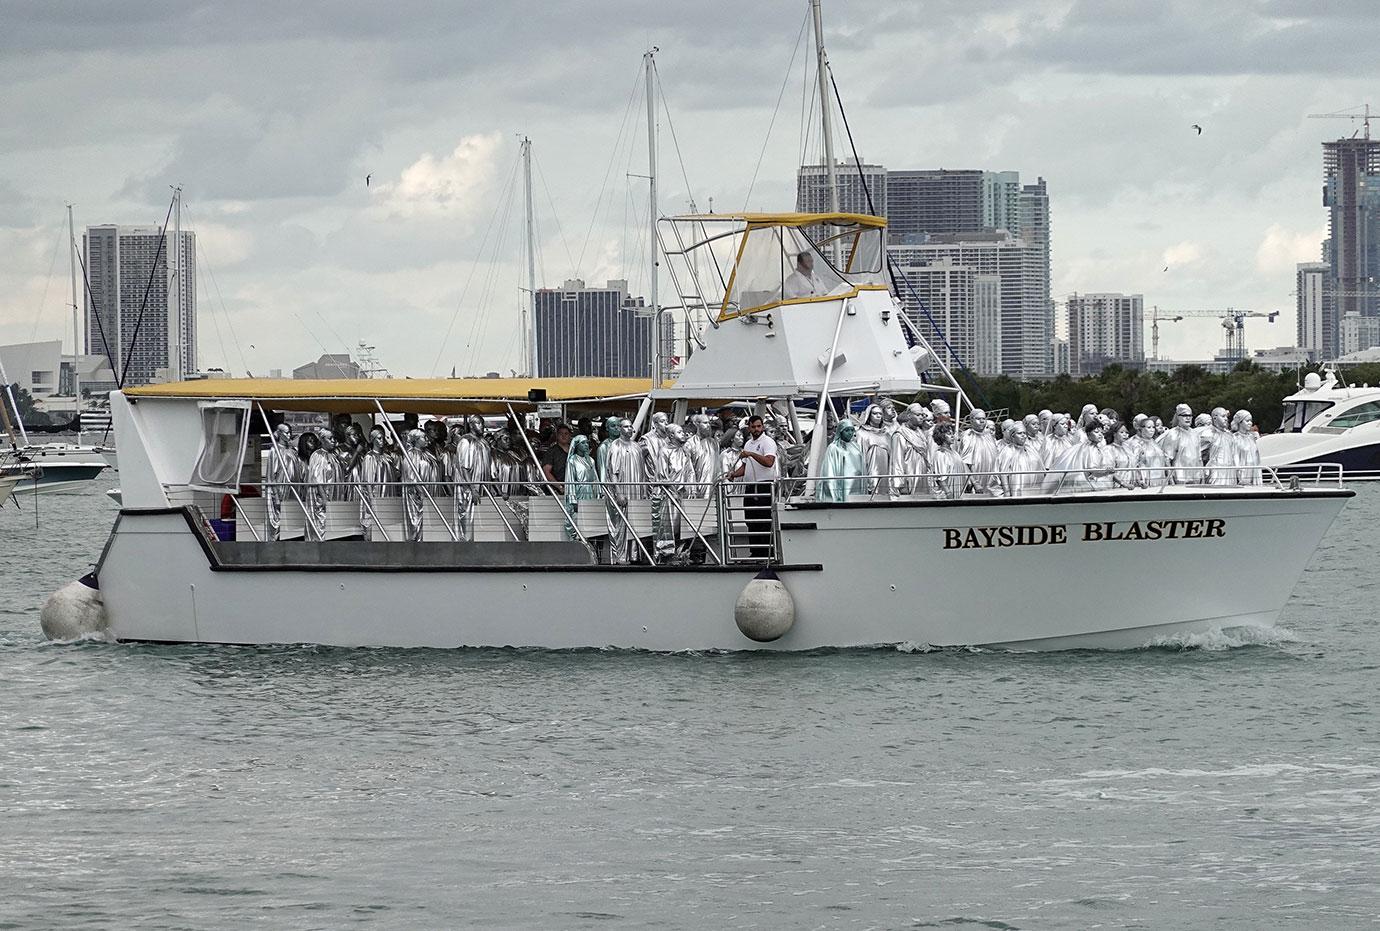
[2,475,1378,929]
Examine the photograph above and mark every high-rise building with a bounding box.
[535,279,668,379]
[84,225,196,387]
[1066,293,1144,375]
[1296,261,1336,360]
[891,232,1047,378]
[1341,313,1380,355]
[797,161,1053,377]
[983,171,1021,232]
[1322,137,1380,318]
[884,169,984,244]
[1018,178,1053,374]
[795,159,887,218]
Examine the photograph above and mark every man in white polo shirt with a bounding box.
[732,415,779,559]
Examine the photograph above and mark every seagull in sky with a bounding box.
[1192,124,1202,135]
[366,173,373,187]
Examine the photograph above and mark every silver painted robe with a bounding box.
[888,426,930,496]
[856,425,893,496]
[402,448,439,542]
[1157,426,1203,484]
[1204,427,1237,485]
[994,444,1044,497]
[356,450,398,540]
[265,443,300,541]
[1233,430,1262,486]
[684,433,719,498]
[306,448,344,540]
[960,429,1000,494]
[604,438,647,564]
[450,433,492,541]
[927,446,968,500]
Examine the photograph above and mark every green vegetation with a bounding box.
[936,362,1380,434]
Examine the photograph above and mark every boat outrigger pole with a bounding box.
[68,204,82,438]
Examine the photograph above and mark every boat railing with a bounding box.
[212,478,781,566]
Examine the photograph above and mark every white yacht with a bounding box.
[0,440,110,494]
[1259,366,1380,479]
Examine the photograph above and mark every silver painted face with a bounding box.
[620,421,635,441]
[867,408,883,428]
[692,414,713,438]
[651,412,669,435]
[370,428,386,451]
[1022,415,1040,434]
[468,414,486,436]
[666,424,686,445]
[1211,407,1229,429]
[1137,421,1156,440]
[837,421,856,443]
[1010,425,1028,447]
[318,431,337,452]
[970,409,988,431]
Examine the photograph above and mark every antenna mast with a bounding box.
[811,0,840,212]
[645,48,663,386]
[521,136,538,377]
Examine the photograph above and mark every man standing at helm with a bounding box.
[783,251,823,299]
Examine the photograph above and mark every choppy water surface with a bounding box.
[2,475,1378,929]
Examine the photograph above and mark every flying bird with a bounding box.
[1192,124,1202,135]
[366,173,372,187]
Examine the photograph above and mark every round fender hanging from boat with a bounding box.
[40,573,108,641]
[734,569,795,643]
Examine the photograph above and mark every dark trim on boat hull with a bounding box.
[787,488,1355,510]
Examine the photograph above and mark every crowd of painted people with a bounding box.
[817,398,1265,501]
[259,408,789,560]
[257,398,1263,552]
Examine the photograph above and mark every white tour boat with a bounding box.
[49,209,1351,651]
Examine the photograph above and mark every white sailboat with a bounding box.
[43,25,1351,650]
[1,205,111,494]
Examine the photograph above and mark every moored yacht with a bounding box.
[1259,365,1380,479]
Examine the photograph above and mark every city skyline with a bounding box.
[1,2,1376,377]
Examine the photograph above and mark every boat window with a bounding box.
[725,225,847,318]
[189,401,251,493]
[1277,400,1334,433]
[1328,400,1380,429]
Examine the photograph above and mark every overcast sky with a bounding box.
[2,0,1376,377]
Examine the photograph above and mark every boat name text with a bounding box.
[942,518,1226,550]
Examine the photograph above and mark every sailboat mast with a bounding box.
[811,0,840,213]
[521,137,538,378]
[67,203,82,437]
[645,48,662,386]
[171,185,184,382]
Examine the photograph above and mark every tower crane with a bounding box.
[1149,306,1279,361]
[1307,103,1374,140]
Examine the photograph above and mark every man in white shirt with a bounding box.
[732,415,779,558]
[782,251,823,300]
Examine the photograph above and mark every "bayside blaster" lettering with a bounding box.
[942,518,1227,550]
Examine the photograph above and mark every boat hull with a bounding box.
[94,488,1351,651]
[5,463,107,495]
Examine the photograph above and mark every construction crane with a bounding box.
[1308,103,1374,140]
[1149,306,1279,361]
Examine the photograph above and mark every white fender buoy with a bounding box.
[40,573,109,641]
[734,569,795,642]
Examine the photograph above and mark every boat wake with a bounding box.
[1141,625,1301,652]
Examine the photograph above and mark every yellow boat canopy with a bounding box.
[671,211,887,229]
[122,377,663,415]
